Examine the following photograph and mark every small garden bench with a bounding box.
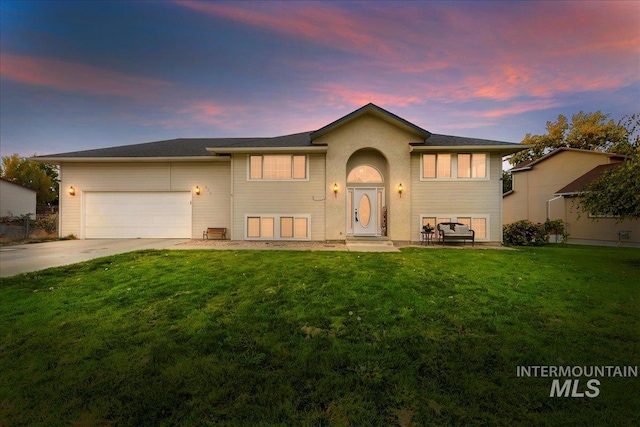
[203,227,227,240]
[437,222,475,246]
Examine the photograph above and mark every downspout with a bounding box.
[230,156,234,240]
[547,195,563,243]
[547,196,562,220]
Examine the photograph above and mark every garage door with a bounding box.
[84,192,191,238]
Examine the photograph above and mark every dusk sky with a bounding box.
[1,0,639,159]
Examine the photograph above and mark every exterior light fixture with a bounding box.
[333,183,339,197]
[398,183,403,197]
[68,186,75,196]
[194,186,201,195]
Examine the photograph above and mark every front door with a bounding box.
[353,188,378,236]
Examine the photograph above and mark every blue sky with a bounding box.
[1,0,639,157]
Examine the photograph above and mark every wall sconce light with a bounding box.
[194,186,201,195]
[333,183,339,197]
[398,183,403,197]
[68,186,75,196]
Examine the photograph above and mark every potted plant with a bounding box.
[422,223,434,233]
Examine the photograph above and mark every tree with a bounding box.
[576,154,640,221]
[1,154,59,207]
[576,115,640,221]
[508,111,630,166]
[502,170,512,194]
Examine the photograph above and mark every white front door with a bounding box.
[353,188,378,236]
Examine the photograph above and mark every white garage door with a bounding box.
[84,192,192,238]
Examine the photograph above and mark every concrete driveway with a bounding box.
[0,239,190,277]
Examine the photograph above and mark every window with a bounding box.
[422,154,451,178]
[249,155,307,180]
[472,218,486,239]
[280,217,308,239]
[347,165,383,183]
[247,217,261,238]
[246,214,310,239]
[458,153,486,178]
[261,217,274,238]
[280,217,294,238]
[423,153,487,179]
[294,218,308,238]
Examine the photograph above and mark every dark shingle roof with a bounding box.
[419,133,519,147]
[33,104,523,160]
[555,163,621,195]
[36,132,314,158]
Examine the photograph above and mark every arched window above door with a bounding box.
[347,165,383,183]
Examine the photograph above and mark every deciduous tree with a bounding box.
[577,115,640,221]
[1,154,59,207]
[509,111,630,166]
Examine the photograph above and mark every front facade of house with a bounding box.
[504,148,639,246]
[35,104,524,243]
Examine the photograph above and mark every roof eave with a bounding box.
[554,192,582,197]
[206,146,328,154]
[411,144,529,154]
[30,156,230,164]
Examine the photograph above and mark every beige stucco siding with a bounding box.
[410,152,503,242]
[231,154,326,240]
[59,162,230,239]
[0,180,37,219]
[561,199,640,246]
[503,172,528,224]
[504,150,618,224]
[314,114,420,240]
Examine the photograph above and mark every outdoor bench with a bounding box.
[437,222,475,246]
[203,227,227,240]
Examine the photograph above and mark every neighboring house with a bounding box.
[504,147,639,246]
[33,103,524,242]
[0,178,37,219]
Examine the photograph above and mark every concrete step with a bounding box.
[345,240,399,252]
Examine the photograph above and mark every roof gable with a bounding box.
[555,163,621,195]
[510,147,625,172]
[0,177,38,192]
[310,103,431,141]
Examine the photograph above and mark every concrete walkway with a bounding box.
[0,239,189,277]
[2,238,511,277]
[345,241,400,252]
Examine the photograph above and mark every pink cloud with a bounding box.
[0,53,171,101]
[478,99,562,119]
[175,1,639,105]
[316,83,422,109]
[175,1,392,57]
[153,101,249,132]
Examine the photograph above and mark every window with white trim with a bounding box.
[457,153,486,178]
[422,154,451,178]
[249,155,307,180]
[246,214,310,240]
[347,165,383,183]
[422,153,488,179]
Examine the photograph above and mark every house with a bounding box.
[0,178,37,219]
[33,103,524,243]
[504,147,639,246]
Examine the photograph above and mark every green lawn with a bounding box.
[1,245,639,426]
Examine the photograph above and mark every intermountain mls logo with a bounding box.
[516,365,638,398]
